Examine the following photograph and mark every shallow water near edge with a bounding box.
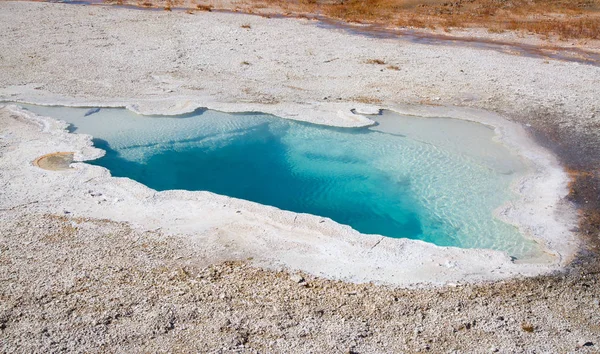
[18,104,543,259]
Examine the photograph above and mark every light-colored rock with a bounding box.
[290,274,305,283]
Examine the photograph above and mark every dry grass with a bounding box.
[351,95,383,104]
[521,322,535,333]
[104,0,600,39]
[195,3,212,11]
[365,58,386,64]
[259,0,600,39]
[519,18,600,39]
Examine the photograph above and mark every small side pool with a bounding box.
[19,104,543,259]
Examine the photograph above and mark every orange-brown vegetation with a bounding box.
[103,0,600,40]
[365,58,386,64]
[269,0,600,39]
[196,3,213,11]
[270,0,600,40]
[351,95,383,103]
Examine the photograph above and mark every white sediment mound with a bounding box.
[0,1,594,286]
[0,103,580,286]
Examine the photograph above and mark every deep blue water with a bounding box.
[90,121,425,241]
[17,104,541,257]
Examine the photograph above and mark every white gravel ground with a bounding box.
[1,1,600,352]
[0,1,598,285]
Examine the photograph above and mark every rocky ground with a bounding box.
[1,212,599,353]
[1,1,600,352]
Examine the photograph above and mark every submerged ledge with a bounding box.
[0,100,582,287]
[1,94,379,128]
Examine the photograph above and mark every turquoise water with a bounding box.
[19,104,542,258]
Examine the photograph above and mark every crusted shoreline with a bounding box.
[1,102,578,286]
[3,99,581,266]
[0,0,595,287]
[1,1,599,351]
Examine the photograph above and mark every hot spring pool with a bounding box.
[19,104,543,259]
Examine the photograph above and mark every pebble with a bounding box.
[290,274,304,283]
[577,340,594,347]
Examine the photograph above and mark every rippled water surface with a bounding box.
[19,104,543,258]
